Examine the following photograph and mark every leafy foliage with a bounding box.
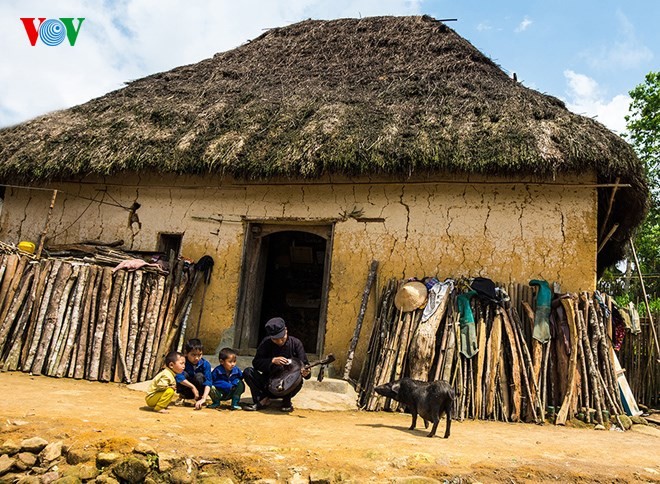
[602,71,660,302]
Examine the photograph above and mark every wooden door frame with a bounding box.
[234,221,334,355]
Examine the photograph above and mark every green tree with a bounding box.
[623,71,660,299]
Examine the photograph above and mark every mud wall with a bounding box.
[0,172,597,375]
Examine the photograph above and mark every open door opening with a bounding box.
[235,223,332,356]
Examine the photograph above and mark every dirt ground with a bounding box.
[1,372,659,483]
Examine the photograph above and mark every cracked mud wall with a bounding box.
[0,172,596,374]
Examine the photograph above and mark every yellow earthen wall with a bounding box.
[0,172,597,375]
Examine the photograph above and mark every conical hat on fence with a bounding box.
[394,281,428,312]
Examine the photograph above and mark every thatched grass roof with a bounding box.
[0,15,648,271]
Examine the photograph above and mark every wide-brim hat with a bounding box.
[394,281,428,312]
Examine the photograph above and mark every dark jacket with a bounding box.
[252,335,309,376]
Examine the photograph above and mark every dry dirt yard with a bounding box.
[1,371,659,483]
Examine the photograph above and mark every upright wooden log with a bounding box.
[21,260,54,367]
[140,274,166,380]
[344,260,379,380]
[99,270,126,381]
[132,276,156,382]
[0,255,20,317]
[440,313,458,382]
[486,312,503,418]
[88,267,113,380]
[30,262,73,375]
[556,297,579,425]
[46,265,80,375]
[408,282,451,381]
[0,266,35,353]
[114,272,133,383]
[578,295,604,426]
[4,264,41,371]
[499,307,522,422]
[474,307,488,419]
[125,270,144,379]
[74,266,100,379]
[55,265,90,377]
[0,255,28,340]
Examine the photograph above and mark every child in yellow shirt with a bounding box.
[145,351,185,413]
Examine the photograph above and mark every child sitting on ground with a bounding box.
[146,351,185,413]
[209,347,245,410]
[176,338,213,410]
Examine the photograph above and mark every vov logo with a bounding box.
[20,18,85,46]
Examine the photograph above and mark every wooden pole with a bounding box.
[343,260,379,380]
[630,240,660,362]
[36,189,58,259]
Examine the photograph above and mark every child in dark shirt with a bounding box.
[176,338,213,410]
[209,347,245,410]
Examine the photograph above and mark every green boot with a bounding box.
[230,396,242,410]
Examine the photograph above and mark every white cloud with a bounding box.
[563,70,630,134]
[514,16,532,33]
[582,10,653,70]
[477,21,492,31]
[0,0,422,128]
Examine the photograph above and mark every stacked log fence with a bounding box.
[0,251,199,383]
[357,277,646,427]
[617,317,658,408]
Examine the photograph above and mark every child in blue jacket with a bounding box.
[209,347,245,410]
[176,338,213,410]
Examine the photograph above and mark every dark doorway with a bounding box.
[235,224,333,356]
[258,231,326,352]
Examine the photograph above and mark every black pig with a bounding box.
[374,377,454,438]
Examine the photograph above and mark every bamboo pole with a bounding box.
[36,189,58,259]
[630,240,660,362]
[344,260,379,380]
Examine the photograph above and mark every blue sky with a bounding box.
[0,0,657,134]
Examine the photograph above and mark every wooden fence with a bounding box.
[0,252,201,383]
[357,278,652,427]
[617,318,658,408]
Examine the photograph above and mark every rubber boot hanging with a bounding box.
[529,279,551,343]
[458,290,478,358]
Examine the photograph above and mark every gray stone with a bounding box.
[309,470,333,484]
[62,463,99,482]
[40,471,61,484]
[94,475,120,484]
[52,477,82,484]
[0,454,15,476]
[78,464,99,481]
[66,448,95,466]
[66,448,95,465]
[40,442,63,463]
[0,439,21,456]
[15,476,41,484]
[390,478,442,484]
[133,443,157,456]
[31,466,47,475]
[20,437,48,454]
[112,457,149,483]
[95,453,121,468]
[631,415,648,425]
[157,453,180,473]
[17,452,38,469]
[169,468,194,484]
